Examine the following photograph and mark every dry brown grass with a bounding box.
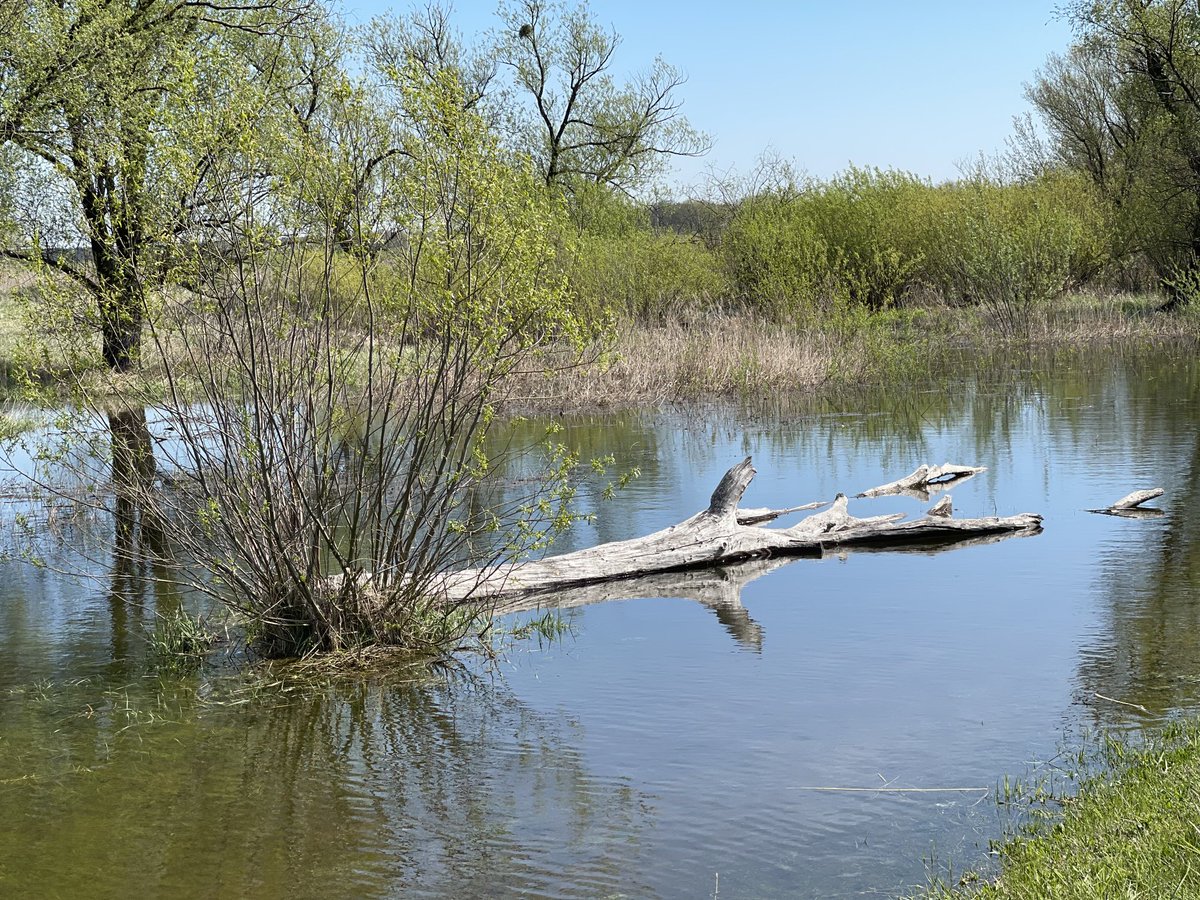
[502,294,1200,411]
[1022,291,1199,343]
[504,317,839,410]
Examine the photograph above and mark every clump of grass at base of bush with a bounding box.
[149,611,218,672]
[502,610,573,646]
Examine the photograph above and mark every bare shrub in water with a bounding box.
[17,64,599,657]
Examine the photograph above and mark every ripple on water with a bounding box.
[4,353,1200,897]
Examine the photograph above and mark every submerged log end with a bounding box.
[1110,488,1165,510]
[1087,488,1166,515]
[708,457,757,519]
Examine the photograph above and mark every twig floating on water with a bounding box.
[1093,692,1151,714]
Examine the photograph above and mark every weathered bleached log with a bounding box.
[440,457,1041,604]
[1088,487,1165,518]
[857,463,986,499]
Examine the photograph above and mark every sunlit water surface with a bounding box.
[2,349,1199,898]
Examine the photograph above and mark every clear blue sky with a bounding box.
[336,1,1075,189]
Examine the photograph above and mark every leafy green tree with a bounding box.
[1027,0,1200,296]
[0,0,314,370]
[112,64,597,654]
[368,1,707,198]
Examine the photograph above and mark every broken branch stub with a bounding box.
[737,501,827,526]
[927,495,953,518]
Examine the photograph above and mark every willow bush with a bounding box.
[15,63,604,659]
[925,172,1112,332]
[712,165,1114,323]
[720,189,833,319]
[567,230,729,322]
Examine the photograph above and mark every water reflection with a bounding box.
[108,406,162,578]
[0,669,656,899]
[6,349,1200,897]
[1080,437,1200,722]
[500,559,790,651]
[107,407,175,673]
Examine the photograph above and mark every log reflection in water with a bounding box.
[496,524,1047,652]
[498,557,796,652]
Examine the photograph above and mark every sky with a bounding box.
[336,1,1076,190]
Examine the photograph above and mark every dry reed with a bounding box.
[505,317,836,409]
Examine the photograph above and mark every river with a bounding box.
[2,347,1197,898]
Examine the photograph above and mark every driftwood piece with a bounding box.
[1088,487,1166,518]
[1110,488,1164,509]
[441,457,1041,604]
[857,463,986,499]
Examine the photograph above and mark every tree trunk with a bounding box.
[94,248,144,372]
[99,295,143,372]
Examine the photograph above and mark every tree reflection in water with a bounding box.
[0,665,656,898]
[1079,437,1200,724]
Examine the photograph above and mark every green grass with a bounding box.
[917,720,1200,899]
[3,252,1200,413]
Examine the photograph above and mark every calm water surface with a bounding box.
[2,349,1199,898]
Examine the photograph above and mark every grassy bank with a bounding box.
[4,279,1200,414]
[918,721,1200,899]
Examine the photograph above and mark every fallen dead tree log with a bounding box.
[495,527,1046,650]
[441,457,1041,604]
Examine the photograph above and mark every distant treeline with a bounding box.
[563,0,1200,330]
[560,166,1121,332]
